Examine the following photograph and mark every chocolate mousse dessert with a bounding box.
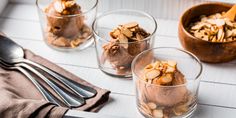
[102,22,150,75]
[137,60,194,118]
[44,0,91,48]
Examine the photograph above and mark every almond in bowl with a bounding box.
[178,2,236,63]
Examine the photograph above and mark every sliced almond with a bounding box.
[173,104,188,116]
[54,1,65,13]
[217,29,224,41]
[159,74,173,84]
[145,64,153,70]
[111,29,121,38]
[153,61,161,69]
[147,102,157,110]
[120,27,133,38]
[152,109,164,118]
[118,34,128,48]
[166,66,176,73]
[167,60,177,67]
[123,22,138,28]
[215,19,225,27]
[136,33,142,40]
[140,102,152,116]
[145,70,161,80]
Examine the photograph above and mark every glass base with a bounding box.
[99,66,132,78]
[138,104,197,118]
[44,35,94,52]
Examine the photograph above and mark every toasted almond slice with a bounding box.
[145,64,153,70]
[113,29,121,37]
[173,104,188,116]
[167,60,177,67]
[120,27,133,38]
[145,70,161,80]
[215,19,225,27]
[152,78,161,85]
[140,102,152,116]
[217,29,224,40]
[159,74,173,84]
[153,61,161,69]
[147,102,157,110]
[152,109,163,118]
[123,22,139,28]
[166,66,175,73]
[64,1,76,7]
[136,33,142,40]
[118,34,128,48]
[54,1,64,13]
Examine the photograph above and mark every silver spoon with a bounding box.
[20,63,85,108]
[0,35,97,99]
[0,61,59,106]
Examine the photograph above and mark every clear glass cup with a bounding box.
[36,0,98,51]
[132,47,202,118]
[93,9,157,78]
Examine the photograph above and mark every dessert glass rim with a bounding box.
[92,9,158,44]
[131,47,203,88]
[36,0,98,18]
[180,2,236,44]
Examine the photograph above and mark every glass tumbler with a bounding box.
[93,9,157,78]
[132,47,202,118]
[36,0,98,51]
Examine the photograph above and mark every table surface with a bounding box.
[1,2,236,118]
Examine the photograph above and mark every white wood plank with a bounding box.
[13,38,98,68]
[0,18,43,40]
[11,36,236,87]
[0,0,8,15]
[55,63,236,109]
[8,0,236,20]
[0,17,178,40]
[1,3,236,118]
[66,93,236,118]
[1,3,38,21]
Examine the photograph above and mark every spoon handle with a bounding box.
[19,63,85,108]
[22,59,97,99]
[0,62,59,106]
[16,67,60,105]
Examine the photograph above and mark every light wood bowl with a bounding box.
[178,2,236,63]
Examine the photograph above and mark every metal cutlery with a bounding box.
[0,35,97,99]
[0,61,59,106]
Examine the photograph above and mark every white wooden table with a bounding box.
[1,1,236,118]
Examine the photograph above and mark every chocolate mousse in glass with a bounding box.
[93,10,157,78]
[132,47,202,118]
[37,0,98,50]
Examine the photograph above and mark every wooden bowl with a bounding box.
[178,2,236,63]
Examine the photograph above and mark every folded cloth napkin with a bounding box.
[0,49,110,118]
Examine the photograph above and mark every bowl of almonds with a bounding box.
[178,2,236,63]
[93,9,157,77]
[132,47,202,118]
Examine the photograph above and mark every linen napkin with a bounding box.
[0,49,110,118]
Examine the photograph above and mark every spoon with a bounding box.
[0,35,97,99]
[223,4,236,21]
[19,62,85,108]
[0,60,59,106]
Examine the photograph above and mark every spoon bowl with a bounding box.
[0,35,24,62]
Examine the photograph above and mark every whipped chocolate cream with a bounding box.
[102,22,150,75]
[44,0,91,48]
